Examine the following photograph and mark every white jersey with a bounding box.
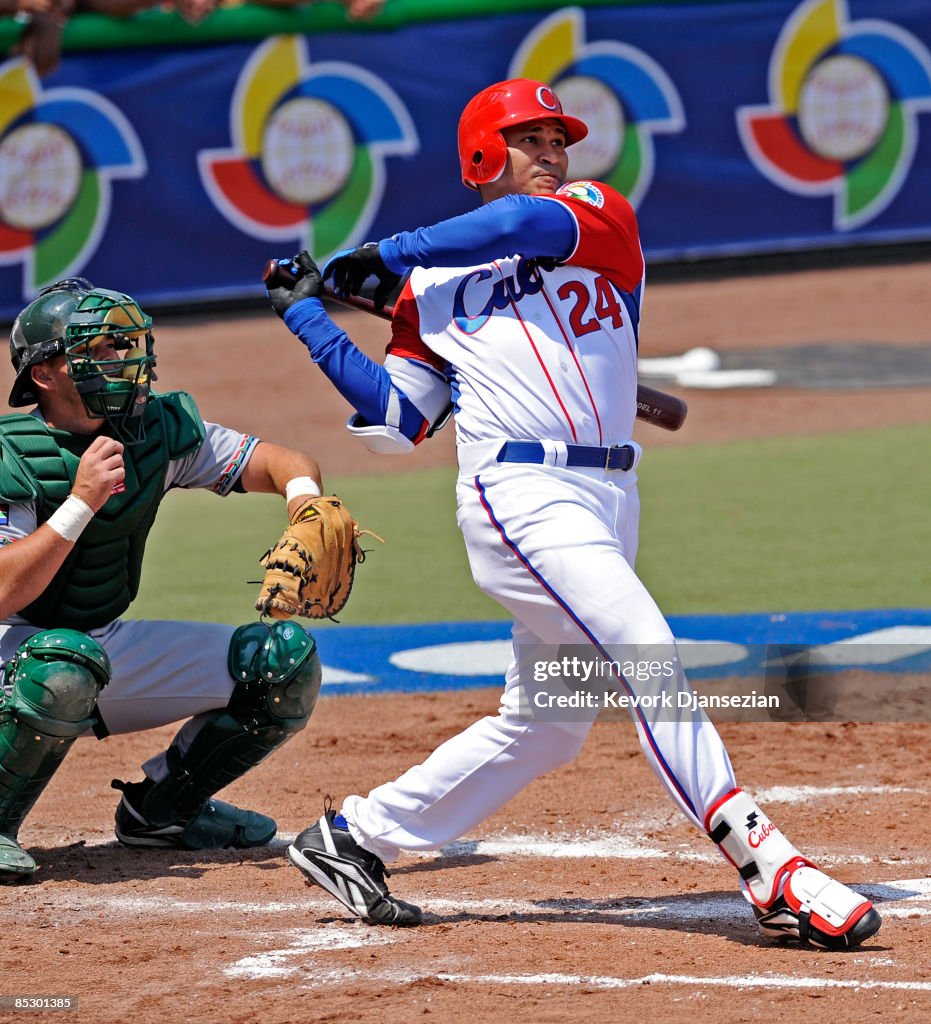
[389,180,645,449]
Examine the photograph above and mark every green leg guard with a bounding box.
[113,621,321,851]
[0,629,111,882]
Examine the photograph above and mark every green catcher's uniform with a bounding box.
[0,393,321,879]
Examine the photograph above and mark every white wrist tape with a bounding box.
[286,476,322,502]
[46,495,94,543]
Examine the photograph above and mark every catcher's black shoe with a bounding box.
[752,865,882,950]
[113,779,276,850]
[287,808,422,926]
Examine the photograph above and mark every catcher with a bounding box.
[0,277,360,882]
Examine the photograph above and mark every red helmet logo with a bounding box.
[457,78,588,190]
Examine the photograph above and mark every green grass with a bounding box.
[636,422,931,614]
[129,422,930,625]
[131,467,500,627]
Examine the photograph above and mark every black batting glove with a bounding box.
[322,242,401,312]
[264,250,323,318]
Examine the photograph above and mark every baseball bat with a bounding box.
[262,260,688,431]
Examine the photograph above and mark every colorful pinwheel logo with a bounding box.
[0,59,146,296]
[509,7,684,208]
[199,36,418,258]
[737,0,931,230]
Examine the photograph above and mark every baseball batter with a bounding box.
[0,278,327,882]
[269,80,880,947]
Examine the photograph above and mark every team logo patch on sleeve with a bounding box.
[0,503,8,526]
[557,181,605,207]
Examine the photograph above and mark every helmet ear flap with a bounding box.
[465,132,509,189]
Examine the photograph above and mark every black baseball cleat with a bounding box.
[287,809,422,926]
[753,865,882,950]
[113,778,276,850]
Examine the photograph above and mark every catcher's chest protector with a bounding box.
[0,392,205,630]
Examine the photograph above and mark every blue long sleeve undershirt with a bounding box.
[378,193,577,274]
[286,194,576,437]
[283,298,426,433]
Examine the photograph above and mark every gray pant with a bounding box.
[1,618,237,781]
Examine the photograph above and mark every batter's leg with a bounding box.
[344,620,596,862]
[344,467,734,859]
[462,467,737,830]
[309,465,878,946]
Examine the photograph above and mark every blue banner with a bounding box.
[310,609,931,696]
[2,0,930,319]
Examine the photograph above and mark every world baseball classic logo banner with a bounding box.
[1,0,930,318]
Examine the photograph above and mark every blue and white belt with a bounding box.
[496,440,638,472]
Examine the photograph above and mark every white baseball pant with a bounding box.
[343,441,738,862]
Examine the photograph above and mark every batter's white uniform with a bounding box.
[0,417,259,781]
[340,180,738,860]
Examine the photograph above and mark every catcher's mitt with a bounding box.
[256,495,373,621]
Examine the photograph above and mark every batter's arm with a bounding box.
[340,195,576,280]
[282,296,448,449]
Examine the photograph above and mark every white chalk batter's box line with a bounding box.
[314,969,931,994]
[12,880,930,994]
[96,876,931,923]
[59,827,930,871]
[223,955,931,994]
[33,877,928,926]
[212,881,931,990]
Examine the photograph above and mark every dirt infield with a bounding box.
[7,709,930,1023]
[2,260,930,1022]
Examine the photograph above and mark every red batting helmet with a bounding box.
[457,79,589,190]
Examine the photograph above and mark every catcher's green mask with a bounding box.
[8,278,157,445]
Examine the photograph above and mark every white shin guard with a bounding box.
[706,788,877,946]
[705,788,806,908]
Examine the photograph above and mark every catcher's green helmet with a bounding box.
[8,278,157,444]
